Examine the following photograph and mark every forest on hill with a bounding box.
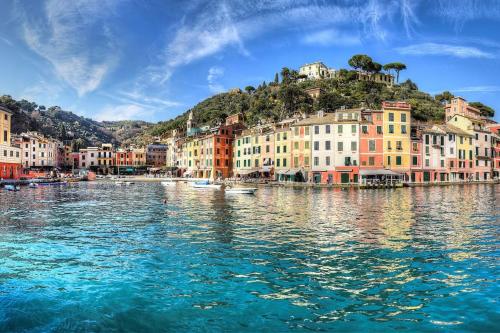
[0,95,151,148]
[148,54,495,138]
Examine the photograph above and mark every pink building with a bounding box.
[359,109,384,169]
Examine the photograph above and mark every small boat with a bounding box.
[124,181,134,186]
[28,183,38,188]
[115,181,124,185]
[161,180,176,186]
[4,185,20,192]
[225,187,258,194]
[191,180,222,189]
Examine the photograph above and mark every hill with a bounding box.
[0,95,151,147]
[146,67,495,139]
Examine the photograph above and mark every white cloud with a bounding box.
[301,29,360,46]
[396,43,495,58]
[94,104,154,121]
[207,66,225,93]
[451,86,500,93]
[20,0,120,96]
[158,1,408,83]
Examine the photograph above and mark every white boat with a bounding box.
[225,187,258,194]
[191,180,222,189]
[161,180,176,186]
[115,181,124,185]
[28,183,38,188]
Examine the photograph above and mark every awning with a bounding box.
[237,169,258,176]
[359,169,402,176]
[259,165,274,172]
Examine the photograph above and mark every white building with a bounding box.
[333,109,360,168]
[299,61,335,81]
[79,147,99,169]
[15,132,60,168]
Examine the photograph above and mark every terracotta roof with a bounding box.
[0,105,13,114]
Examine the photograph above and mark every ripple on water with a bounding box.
[0,182,498,332]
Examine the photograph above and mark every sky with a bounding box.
[0,0,499,123]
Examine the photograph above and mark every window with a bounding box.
[325,141,331,150]
[283,145,287,153]
[351,125,356,133]
[387,141,392,150]
[314,126,319,135]
[425,159,430,167]
[369,140,376,152]
[412,156,418,166]
[369,157,375,166]
[3,130,7,142]
[326,156,330,166]
[425,135,430,145]
[401,125,407,134]
[362,126,368,134]
[304,156,309,166]
[412,142,418,152]
[314,141,319,150]
[276,146,280,154]
[283,158,287,167]
[396,156,402,166]
[441,160,445,168]
[337,142,343,152]
[304,141,309,149]
[459,136,463,144]
[351,141,357,151]
[425,146,430,155]
[314,157,319,166]
[450,160,454,168]
[376,126,382,134]
[294,127,299,136]
[401,113,407,122]
[304,127,309,136]
[387,156,391,165]
[294,157,299,167]
[338,125,343,134]
[276,159,280,167]
[388,113,394,121]
[277,133,280,141]
[255,159,258,167]
[396,141,402,151]
[294,142,299,150]
[325,125,331,134]
[345,157,351,166]
[266,145,270,153]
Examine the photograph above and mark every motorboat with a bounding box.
[28,183,38,188]
[225,187,258,194]
[191,180,222,189]
[161,179,176,186]
[4,185,20,192]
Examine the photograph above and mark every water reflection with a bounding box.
[0,182,498,332]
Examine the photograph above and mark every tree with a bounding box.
[400,79,418,90]
[274,73,279,84]
[469,102,495,118]
[434,91,454,104]
[383,62,407,83]
[245,86,256,95]
[367,61,382,73]
[278,85,313,119]
[348,54,373,71]
[318,92,347,112]
[281,67,291,85]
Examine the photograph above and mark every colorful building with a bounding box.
[290,118,312,182]
[273,120,294,181]
[0,105,22,179]
[382,101,411,178]
[332,108,361,184]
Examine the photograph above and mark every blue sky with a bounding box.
[0,0,499,123]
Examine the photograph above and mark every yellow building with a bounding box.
[234,129,257,177]
[382,101,411,174]
[0,105,12,145]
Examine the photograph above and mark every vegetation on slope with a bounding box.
[0,95,151,147]
[148,54,495,138]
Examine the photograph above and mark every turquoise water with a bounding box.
[0,182,498,332]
